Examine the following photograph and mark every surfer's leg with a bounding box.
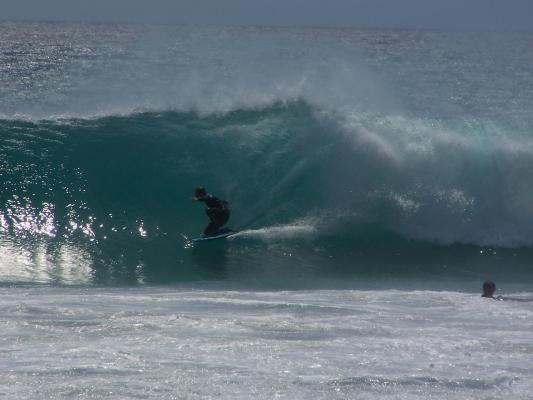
[203,221,218,236]
[218,208,230,227]
[204,208,218,235]
[204,208,229,235]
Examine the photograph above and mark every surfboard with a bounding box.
[191,228,238,242]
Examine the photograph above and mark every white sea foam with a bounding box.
[1,286,532,399]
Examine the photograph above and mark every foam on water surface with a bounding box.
[1,287,532,399]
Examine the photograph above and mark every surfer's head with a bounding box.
[194,186,207,198]
[482,281,496,298]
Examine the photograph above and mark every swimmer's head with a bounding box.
[482,281,496,298]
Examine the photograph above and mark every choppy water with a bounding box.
[2,287,533,400]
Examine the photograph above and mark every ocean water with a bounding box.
[1,22,533,398]
[2,287,532,399]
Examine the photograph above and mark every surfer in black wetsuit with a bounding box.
[192,186,230,236]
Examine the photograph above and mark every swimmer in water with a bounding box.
[481,281,498,298]
[481,281,533,302]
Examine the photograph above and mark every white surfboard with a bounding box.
[190,229,237,242]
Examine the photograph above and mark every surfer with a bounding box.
[192,186,230,236]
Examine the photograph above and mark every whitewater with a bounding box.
[1,22,533,399]
[2,287,533,399]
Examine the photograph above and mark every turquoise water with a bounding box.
[1,23,533,287]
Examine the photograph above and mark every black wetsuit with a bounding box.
[198,194,230,236]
